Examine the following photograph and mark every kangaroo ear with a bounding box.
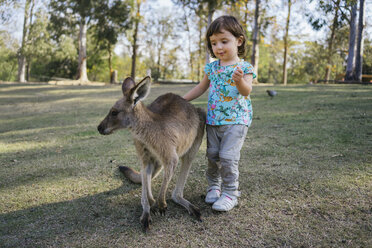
[130,76,151,106]
[122,77,136,95]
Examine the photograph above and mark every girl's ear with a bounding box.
[237,35,244,47]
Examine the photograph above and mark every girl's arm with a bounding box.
[232,67,253,96]
[183,74,210,101]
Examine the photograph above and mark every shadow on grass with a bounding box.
[0,176,211,247]
[0,182,143,247]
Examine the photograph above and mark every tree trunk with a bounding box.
[108,44,115,83]
[206,6,214,65]
[110,70,117,84]
[18,55,27,83]
[77,20,89,82]
[17,0,32,83]
[131,0,141,79]
[251,0,260,78]
[243,0,249,51]
[26,63,30,81]
[282,0,291,85]
[156,51,161,80]
[324,0,340,83]
[183,8,194,81]
[197,19,203,80]
[345,3,357,81]
[354,0,365,82]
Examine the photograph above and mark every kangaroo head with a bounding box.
[97,76,151,135]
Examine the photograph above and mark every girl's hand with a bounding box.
[232,67,244,84]
[233,67,253,96]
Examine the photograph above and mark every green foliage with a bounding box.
[91,0,131,52]
[0,31,18,81]
[31,35,78,81]
[362,39,372,75]
[290,41,328,83]
[21,8,79,81]
[48,0,131,81]
[1,0,370,83]
[306,0,351,31]
[142,11,181,81]
[0,0,20,23]
[258,42,282,84]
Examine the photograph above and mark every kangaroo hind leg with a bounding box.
[139,154,159,231]
[157,150,178,215]
[172,133,203,221]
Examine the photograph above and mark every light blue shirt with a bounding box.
[205,60,256,126]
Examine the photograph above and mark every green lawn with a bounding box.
[0,82,371,247]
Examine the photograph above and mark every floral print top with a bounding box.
[205,60,256,126]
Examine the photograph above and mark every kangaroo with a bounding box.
[97,76,206,231]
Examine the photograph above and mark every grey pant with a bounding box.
[206,124,248,196]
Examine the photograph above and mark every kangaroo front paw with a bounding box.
[159,206,167,216]
[158,201,167,216]
[140,212,152,232]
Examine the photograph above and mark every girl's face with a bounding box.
[209,29,243,65]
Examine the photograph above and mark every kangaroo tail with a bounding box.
[119,166,141,184]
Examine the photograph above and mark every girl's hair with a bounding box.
[206,15,246,58]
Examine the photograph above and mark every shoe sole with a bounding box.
[212,202,238,211]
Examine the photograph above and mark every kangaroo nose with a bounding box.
[97,124,104,134]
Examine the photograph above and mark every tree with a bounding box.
[173,0,208,80]
[345,1,357,81]
[354,0,365,81]
[49,0,130,82]
[130,0,143,79]
[282,0,292,85]
[0,0,20,23]
[173,0,226,64]
[17,0,35,83]
[251,0,260,70]
[362,39,372,75]
[0,31,18,81]
[92,0,130,83]
[143,12,177,81]
[49,0,95,82]
[325,0,341,82]
[195,8,208,80]
[181,6,196,81]
[25,9,54,81]
[307,0,351,82]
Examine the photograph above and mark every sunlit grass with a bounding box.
[0,141,52,154]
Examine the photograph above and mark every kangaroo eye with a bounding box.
[111,110,119,116]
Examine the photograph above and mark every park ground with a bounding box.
[0,82,371,247]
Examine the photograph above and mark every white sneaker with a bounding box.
[212,192,238,211]
[205,186,221,204]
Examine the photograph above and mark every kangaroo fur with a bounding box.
[97,76,206,231]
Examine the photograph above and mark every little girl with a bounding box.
[183,15,256,211]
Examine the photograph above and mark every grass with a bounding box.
[0,82,371,247]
